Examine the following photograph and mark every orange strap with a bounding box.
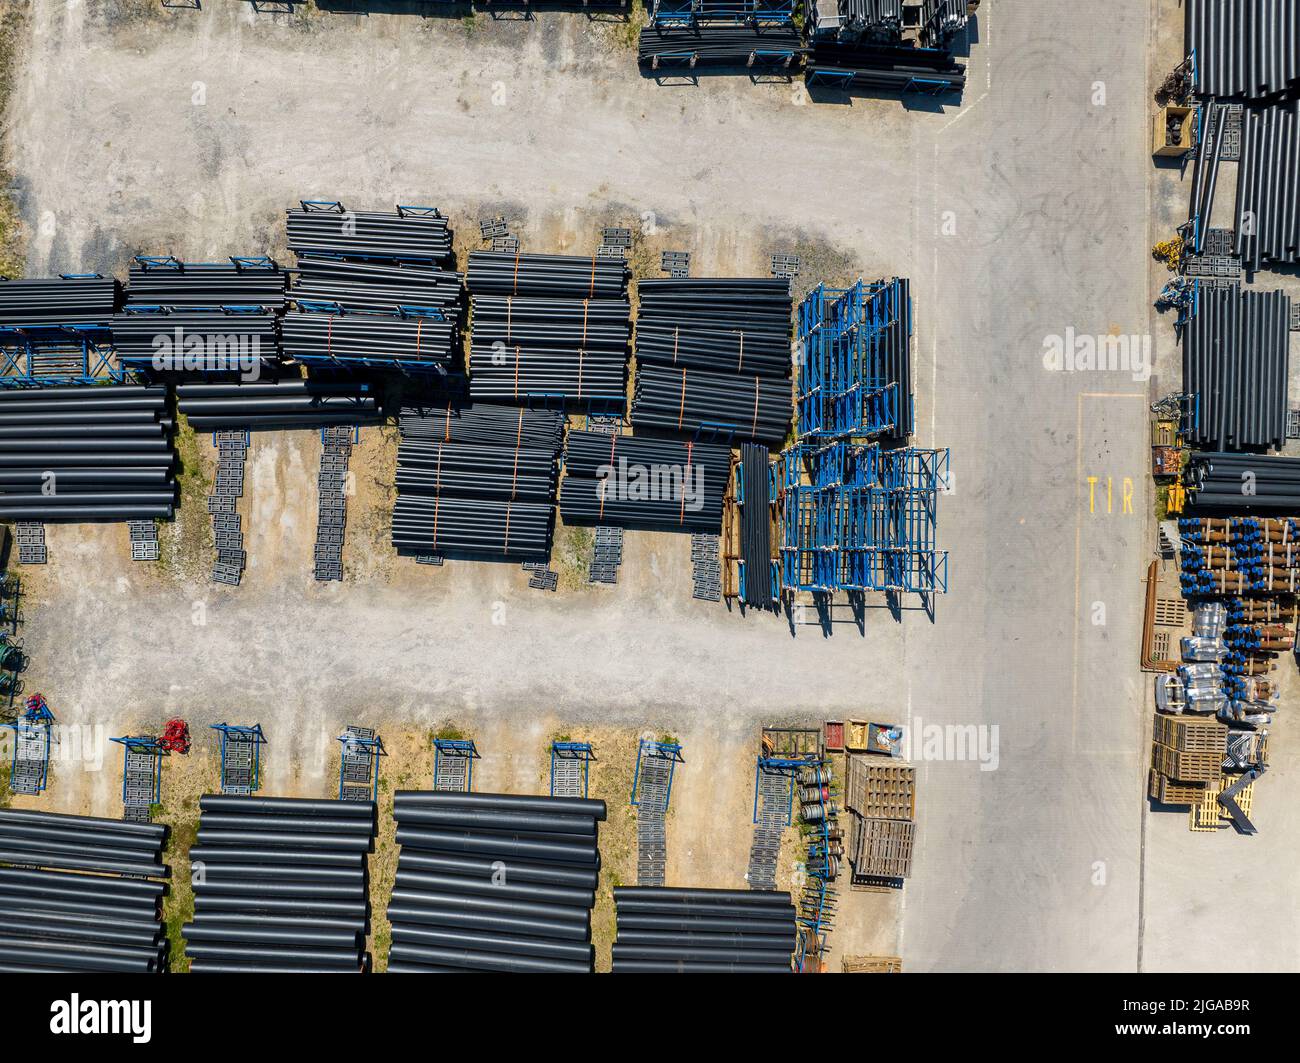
[737,331,744,372]
[502,500,512,554]
[431,492,441,549]
[588,256,597,299]
[326,315,334,360]
[577,347,585,400]
[509,444,520,500]
[751,376,759,438]
[443,400,452,443]
[598,434,618,522]
[415,319,423,361]
[679,440,693,526]
[581,299,590,346]
[515,409,524,450]
[435,443,444,494]
[513,345,521,398]
[506,296,513,343]
[677,369,688,429]
[511,248,522,295]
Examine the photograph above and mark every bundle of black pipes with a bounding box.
[1183,285,1291,451]
[1233,97,1300,270]
[635,278,792,379]
[739,442,773,607]
[0,385,177,521]
[467,294,631,404]
[1186,453,1300,510]
[176,379,382,431]
[386,791,605,974]
[631,363,792,444]
[805,40,967,94]
[465,252,630,406]
[111,309,280,373]
[611,887,795,973]
[637,26,806,70]
[125,258,288,310]
[184,795,376,973]
[0,808,168,973]
[281,309,458,371]
[1186,0,1300,100]
[286,205,454,265]
[0,276,120,327]
[291,257,463,314]
[558,430,728,532]
[391,401,561,561]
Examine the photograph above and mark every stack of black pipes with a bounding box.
[739,442,772,607]
[0,808,168,973]
[0,385,176,521]
[631,277,793,444]
[1233,97,1300,270]
[0,276,120,328]
[559,430,728,532]
[386,791,605,974]
[611,887,795,973]
[805,40,967,94]
[391,399,562,560]
[185,795,376,973]
[116,258,286,374]
[638,25,805,70]
[1186,0,1300,100]
[176,379,382,431]
[284,203,462,372]
[1186,453,1300,510]
[466,251,630,405]
[1183,285,1291,451]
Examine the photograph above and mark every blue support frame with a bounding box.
[338,728,387,802]
[630,738,684,807]
[549,741,596,798]
[210,722,266,795]
[2,695,55,796]
[110,735,166,806]
[433,738,479,792]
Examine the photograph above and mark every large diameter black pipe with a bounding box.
[612,944,794,964]
[390,922,593,964]
[0,891,158,924]
[190,911,366,933]
[198,795,376,819]
[386,906,590,943]
[611,959,791,974]
[194,864,365,886]
[0,847,166,879]
[0,906,161,938]
[392,869,593,909]
[386,888,591,925]
[394,790,607,822]
[616,899,798,920]
[0,808,166,840]
[0,866,165,898]
[194,829,372,853]
[394,851,599,890]
[393,806,596,838]
[394,828,597,868]
[614,887,791,906]
[189,961,355,974]
[3,915,162,949]
[0,820,163,853]
[614,929,795,950]
[0,934,159,972]
[184,942,360,968]
[615,914,797,935]
[192,894,367,919]
[388,941,591,975]
[190,879,362,900]
[187,846,363,869]
[198,813,376,836]
[182,923,361,948]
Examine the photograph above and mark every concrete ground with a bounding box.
[2,0,1291,971]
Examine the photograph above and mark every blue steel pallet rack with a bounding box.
[2,695,55,796]
[433,738,479,793]
[550,740,596,799]
[111,734,166,822]
[211,722,266,795]
[338,725,386,802]
[650,0,794,26]
[796,279,908,441]
[630,738,683,808]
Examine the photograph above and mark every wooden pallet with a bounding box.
[842,955,903,973]
[1189,774,1255,832]
[845,756,916,820]
[1153,598,1188,626]
[1151,741,1222,783]
[847,815,914,879]
[1148,768,1208,806]
[1153,714,1229,753]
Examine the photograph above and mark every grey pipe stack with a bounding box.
[385,790,607,974]
[0,808,169,973]
[611,887,796,973]
[184,794,377,973]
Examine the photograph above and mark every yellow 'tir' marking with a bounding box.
[1086,475,1135,515]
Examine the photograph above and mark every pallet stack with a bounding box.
[589,526,624,584]
[128,520,159,562]
[15,522,45,565]
[691,532,722,601]
[1148,714,1264,831]
[210,430,248,586]
[844,755,916,888]
[314,426,352,581]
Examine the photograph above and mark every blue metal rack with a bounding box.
[338,726,386,802]
[630,738,684,808]
[110,734,166,811]
[550,741,596,799]
[433,738,479,793]
[211,722,266,795]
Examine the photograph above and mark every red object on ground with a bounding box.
[159,718,191,754]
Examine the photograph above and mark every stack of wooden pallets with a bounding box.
[844,755,916,889]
